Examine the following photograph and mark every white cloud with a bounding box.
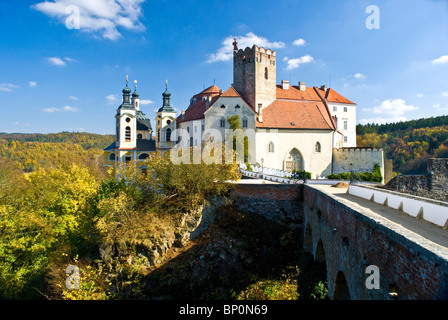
[433,103,448,111]
[442,91,448,97]
[64,57,77,63]
[63,105,78,112]
[207,32,285,63]
[360,98,418,124]
[139,99,153,105]
[68,95,80,100]
[42,105,79,113]
[283,55,314,70]
[0,83,20,92]
[354,73,366,79]
[432,55,448,65]
[47,57,66,66]
[29,81,37,87]
[106,94,119,104]
[32,0,146,41]
[416,93,425,98]
[292,38,306,46]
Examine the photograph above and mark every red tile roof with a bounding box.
[177,83,352,129]
[276,85,322,101]
[177,96,220,124]
[316,87,356,105]
[221,85,241,97]
[256,100,336,130]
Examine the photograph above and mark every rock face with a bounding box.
[384,158,448,202]
[98,196,228,274]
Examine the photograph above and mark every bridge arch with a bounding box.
[333,271,351,300]
[315,239,326,263]
[304,222,313,253]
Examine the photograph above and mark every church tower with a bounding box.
[156,81,176,151]
[116,75,137,151]
[233,40,277,116]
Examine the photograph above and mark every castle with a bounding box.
[104,41,385,180]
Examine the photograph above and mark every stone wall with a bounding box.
[229,184,304,231]
[332,147,385,181]
[303,185,448,300]
[384,158,448,202]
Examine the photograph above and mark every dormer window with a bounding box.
[235,104,241,109]
[220,104,226,109]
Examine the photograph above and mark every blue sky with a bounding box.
[0,0,447,134]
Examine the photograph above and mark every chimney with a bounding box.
[281,80,289,90]
[258,103,263,123]
[181,110,185,121]
[299,81,306,91]
[206,95,212,110]
[320,85,327,91]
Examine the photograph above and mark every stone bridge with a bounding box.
[230,181,448,300]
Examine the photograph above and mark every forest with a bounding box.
[356,115,448,174]
[0,132,327,300]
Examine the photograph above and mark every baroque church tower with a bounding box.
[156,81,177,152]
[232,40,277,121]
[116,76,137,151]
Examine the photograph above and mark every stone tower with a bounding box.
[233,43,277,115]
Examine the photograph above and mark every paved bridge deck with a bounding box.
[308,184,448,260]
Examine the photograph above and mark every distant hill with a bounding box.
[0,132,114,150]
[356,115,448,174]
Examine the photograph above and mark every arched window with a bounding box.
[137,133,143,139]
[315,142,321,153]
[265,67,268,79]
[138,153,149,160]
[125,126,131,141]
[268,141,274,153]
[109,153,116,161]
[166,128,172,141]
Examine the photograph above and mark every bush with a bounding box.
[327,164,383,183]
[291,170,311,180]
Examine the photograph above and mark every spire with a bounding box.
[132,79,139,98]
[120,75,132,107]
[233,38,238,51]
[158,80,174,113]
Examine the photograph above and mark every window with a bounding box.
[109,153,116,161]
[187,127,190,133]
[220,104,226,109]
[343,120,348,131]
[157,129,160,142]
[242,119,248,128]
[166,128,172,141]
[167,120,171,125]
[268,141,274,153]
[125,155,132,163]
[125,126,131,141]
[125,117,131,123]
[235,104,241,109]
[202,124,204,131]
[137,133,143,139]
[344,136,348,142]
[315,142,321,153]
[265,67,268,79]
[220,119,226,128]
[344,107,348,112]
[190,137,193,147]
[333,106,337,112]
[138,153,149,160]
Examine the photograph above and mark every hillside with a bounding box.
[0,132,114,150]
[356,116,448,174]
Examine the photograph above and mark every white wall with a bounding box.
[255,128,334,178]
[328,103,357,148]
